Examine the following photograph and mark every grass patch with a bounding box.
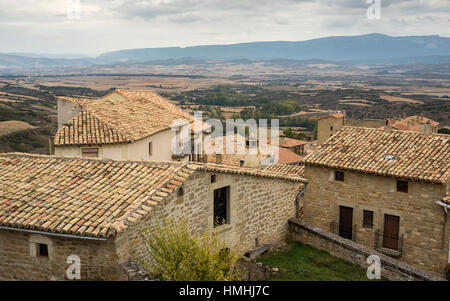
[259,242,388,281]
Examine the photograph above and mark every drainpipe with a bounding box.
[436,201,450,251]
[295,183,308,219]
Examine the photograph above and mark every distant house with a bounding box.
[54,89,209,162]
[0,153,307,280]
[388,115,439,134]
[205,135,304,168]
[317,112,439,144]
[316,113,345,144]
[278,137,308,156]
[302,126,450,277]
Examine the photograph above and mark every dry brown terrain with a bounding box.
[0,120,36,136]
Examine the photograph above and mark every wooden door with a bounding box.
[213,186,229,226]
[383,214,400,250]
[339,206,353,239]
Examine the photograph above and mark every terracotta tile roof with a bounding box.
[278,137,309,148]
[54,111,127,146]
[263,164,305,177]
[391,116,439,132]
[277,148,304,164]
[0,153,307,238]
[55,89,208,146]
[318,113,344,120]
[192,162,308,183]
[0,153,194,238]
[304,126,450,184]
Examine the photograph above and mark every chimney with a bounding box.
[243,136,261,168]
[420,121,433,135]
[384,119,393,133]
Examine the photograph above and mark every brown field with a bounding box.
[379,94,423,104]
[0,120,36,136]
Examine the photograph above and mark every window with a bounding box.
[240,160,245,167]
[177,187,184,197]
[214,186,229,227]
[148,142,153,156]
[81,148,98,158]
[397,180,408,193]
[335,171,344,182]
[215,154,222,164]
[37,243,49,257]
[330,126,333,131]
[363,210,374,228]
[211,175,216,183]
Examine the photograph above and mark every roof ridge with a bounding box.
[111,162,195,234]
[113,89,192,120]
[0,152,187,167]
[54,110,130,146]
[342,125,449,138]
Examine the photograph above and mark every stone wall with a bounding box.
[0,229,125,281]
[115,171,303,268]
[345,119,386,128]
[303,165,449,277]
[288,219,445,281]
[317,116,344,144]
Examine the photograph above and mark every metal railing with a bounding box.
[330,221,357,242]
[189,154,207,163]
[374,229,403,257]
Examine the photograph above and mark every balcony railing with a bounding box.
[374,229,403,258]
[189,154,207,163]
[330,221,357,242]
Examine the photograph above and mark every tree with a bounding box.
[139,219,241,281]
[438,128,450,135]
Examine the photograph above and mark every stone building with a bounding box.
[316,113,345,144]
[54,89,209,162]
[317,111,439,144]
[0,153,306,280]
[302,126,450,277]
[205,134,303,168]
[278,137,308,156]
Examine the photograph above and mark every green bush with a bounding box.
[139,219,241,281]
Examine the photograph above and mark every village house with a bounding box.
[302,126,450,277]
[316,113,345,144]
[278,137,308,156]
[205,134,304,168]
[317,111,439,144]
[0,153,307,280]
[54,89,209,162]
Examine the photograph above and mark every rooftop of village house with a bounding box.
[55,89,208,147]
[390,115,439,132]
[0,153,307,239]
[206,134,304,166]
[304,126,450,184]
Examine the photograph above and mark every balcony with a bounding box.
[374,229,403,258]
[329,221,357,242]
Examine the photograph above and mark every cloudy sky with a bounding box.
[0,0,449,56]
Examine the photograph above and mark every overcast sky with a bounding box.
[0,0,449,56]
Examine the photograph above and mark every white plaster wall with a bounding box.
[55,129,176,161]
[57,99,82,129]
[127,129,174,161]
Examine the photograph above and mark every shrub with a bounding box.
[139,219,241,281]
